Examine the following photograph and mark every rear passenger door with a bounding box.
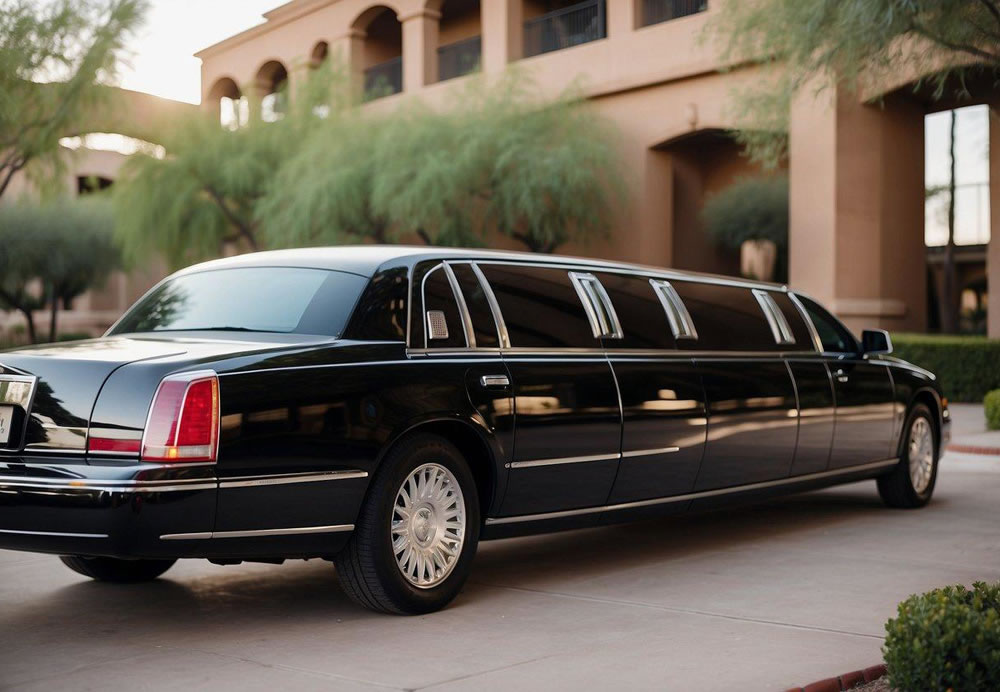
[596,272,708,504]
[670,281,800,490]
[478,264,622,517]
[794,295,896,468]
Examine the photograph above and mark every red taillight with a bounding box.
[141,372,220,463]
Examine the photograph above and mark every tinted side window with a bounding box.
[771,292,814,349]
[451,263,499,348]
[670,281,781,351]
[480,264,599,348]
[421,265,466,348]
[341,267,408,341]
[796,295,858,353]
[594,272,675,349]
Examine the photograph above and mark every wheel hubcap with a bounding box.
[908,417,934,494]
[391,463,466,589]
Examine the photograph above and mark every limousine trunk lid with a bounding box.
[0,338,189,453]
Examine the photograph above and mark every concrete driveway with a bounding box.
[2,452,998,691]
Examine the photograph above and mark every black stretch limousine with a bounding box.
[0,247,949,614]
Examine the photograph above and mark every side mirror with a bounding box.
[862,329,892,355]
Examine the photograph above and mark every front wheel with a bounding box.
[59,555,177,583]
[878,403,938,508]
[335,433,480,614]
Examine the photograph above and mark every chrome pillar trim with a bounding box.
[486,458,899,525]
[160,524,355,540]
[788,292,824,353]
[649,279,698,341]
[471,262,511,349]
[621,446,680,458]
[443,262,476,349]
[509,452,620,469]
[753,289,795,345]
[219,469,368,488]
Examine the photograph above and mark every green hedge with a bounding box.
[891,334,1000,402]
[986,390,1000,431]
[884,581,1000,691]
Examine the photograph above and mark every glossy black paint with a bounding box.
[0,246,951,564]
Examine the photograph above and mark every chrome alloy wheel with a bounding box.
[908,417,935,494]
[391,463,466,589]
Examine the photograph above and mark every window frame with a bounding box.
[568,271,624,340]
[418,262,471,350]
[752,289,796,346]
[649,278,698,342]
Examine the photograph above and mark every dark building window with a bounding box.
[523,0,606,58]
[640,0,707,28]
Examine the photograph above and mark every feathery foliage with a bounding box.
[117,66,625,265]
[0,197,120,342]
[704,0,1000,166]
[0,0,146,200]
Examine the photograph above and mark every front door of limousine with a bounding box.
[479,264,622,517]
[795,295,895,469]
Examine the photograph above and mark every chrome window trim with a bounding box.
[486,458,899,525]
[569,271,608,339]
[420,263,468,349]
[568,271,623,340]
[649,279,698,341]
[443,262,475,349]
[470,262,511,349]
[161,523,355,541]
[752,289,796,346]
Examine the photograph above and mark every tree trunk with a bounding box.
[22,308,37,344]
[49,291,59,343]
[938,110,959,334]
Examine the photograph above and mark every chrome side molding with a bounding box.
[161,524,355,541]
[487,458,899,525]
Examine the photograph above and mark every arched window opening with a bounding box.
[354,6,403,100]
[207,77,247,129]
[256,60,289,122]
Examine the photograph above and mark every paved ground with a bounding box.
[2,439,998,690]
[948,403,1000,453]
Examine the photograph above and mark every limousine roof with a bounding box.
[177,245,786,290]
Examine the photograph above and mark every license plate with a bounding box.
[0,406,12,444]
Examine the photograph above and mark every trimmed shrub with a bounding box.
[884,582,1000,691]
[891,333,1000,402]
[985,390,1000,431]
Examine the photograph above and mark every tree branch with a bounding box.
[978,0,1000,28]
[203,184,258,251]
[911,22,1000,64]
[415,228,432,245]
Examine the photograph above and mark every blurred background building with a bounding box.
[3,0,996,338]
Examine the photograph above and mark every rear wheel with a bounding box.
[59,555,176,583]
[878,403,938,508]
[335,433,480,614]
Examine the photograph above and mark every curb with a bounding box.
[785,664,887,692]
[948,444,1000,456]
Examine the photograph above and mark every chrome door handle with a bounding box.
[834,368,849,383]
[480,375,510,389]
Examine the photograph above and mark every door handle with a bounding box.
[834,368,849,383]
[480,375,510,389]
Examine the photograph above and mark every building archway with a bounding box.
[310,40,329,68]
[206,76,247,129]
[352,6,403,98]
[255,60,289,121]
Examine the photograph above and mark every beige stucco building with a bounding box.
[194,0,999,337]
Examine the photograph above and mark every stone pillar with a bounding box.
[989,107,1000,338]
[332,29,367,98]
[481,0,522,73]
[789,85,926,333]
[400,9,440,90]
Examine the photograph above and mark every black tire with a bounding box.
[59,555,177,583]
[878,403,938,509]
[335,433,480,615]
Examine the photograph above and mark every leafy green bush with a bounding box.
[702,175,788,281]
[891,333,1000,402]
[985,390,1000,431]
[884,582,1000,691]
